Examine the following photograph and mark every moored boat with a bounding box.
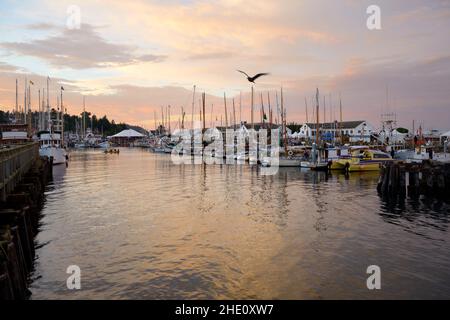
[334,148,392,172]
[38,131,68,165]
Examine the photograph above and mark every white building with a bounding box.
[298,120,375,143]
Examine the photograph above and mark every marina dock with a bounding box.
[0,143,52,299]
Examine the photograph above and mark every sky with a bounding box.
[0,0,449,131]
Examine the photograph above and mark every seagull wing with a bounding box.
[237,70,250,78]
[252,73,270,81]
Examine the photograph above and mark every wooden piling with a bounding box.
[379,160,450,199]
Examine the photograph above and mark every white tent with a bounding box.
[441,130,450,139]
[110,129,144,138]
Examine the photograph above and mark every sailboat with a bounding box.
[275,87,302,167]
[300,88,328,171]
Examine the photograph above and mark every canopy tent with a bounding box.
[441,130,450,139]
[108,129,145,146]
[110,129,144,138]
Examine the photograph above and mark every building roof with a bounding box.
[111,129,144,138]
[304,121,367,130]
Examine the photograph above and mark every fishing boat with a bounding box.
[299,88,330,171]
[328,145,360,170]
[38,130,68,165]
[333,148,392,172]
[38,83,68,165]
[395,145,430,163]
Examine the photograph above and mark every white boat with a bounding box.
[278,156,302,167]
[97,141,110,149]
[74,142,88,149]
[38,131,68,165]
[261,155,301,167]
[300,160,328,170]
[395,146,430,163]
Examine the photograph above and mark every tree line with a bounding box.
[0,109,144,137]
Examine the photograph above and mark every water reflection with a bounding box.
[29,149,450,299]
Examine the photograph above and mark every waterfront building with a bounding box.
[298,120,375,143]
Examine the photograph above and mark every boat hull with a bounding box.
[39,147,67,165]
[278,158,301,167]
[336,159,391,172]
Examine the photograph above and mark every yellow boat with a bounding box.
[333,148,393,172]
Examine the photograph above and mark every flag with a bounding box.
[29,80,34,85]
[61,86,65,90]
[263,113,267,120]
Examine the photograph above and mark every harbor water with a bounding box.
[29,148,450,299]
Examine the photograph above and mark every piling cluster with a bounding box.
[0,156,52,299]
[377,161,450,198]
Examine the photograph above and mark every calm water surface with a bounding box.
[29,148,450,299]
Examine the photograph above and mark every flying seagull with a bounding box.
[237,70,270,83]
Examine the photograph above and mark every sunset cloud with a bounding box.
[1,23,167,69]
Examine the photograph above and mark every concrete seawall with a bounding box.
[0,143,53,299]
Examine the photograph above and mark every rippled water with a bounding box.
[29,148,450,299]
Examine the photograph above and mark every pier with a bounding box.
[377,161,450,198]
[0,143,52,299]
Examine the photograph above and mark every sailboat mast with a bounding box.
[304,97,308,124]
[191,85,196,130]
[239,91,242,125]
[83,96,86,138]
[224,93,228,128]
[202,92,206,132]
[47,77,50,131]
[339,96,343,143]
[281,87,287,154]
[210,104,214,128]
[15,79,18,120]
[38,89,41,131]
[24,78,27,123]
[251,86,254,129]
[275,92,280,125]
[316,88,320,146]
[260,92,264,126]
[61,87,64,145]
[232,98,236,129]
[168,105,171,135]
